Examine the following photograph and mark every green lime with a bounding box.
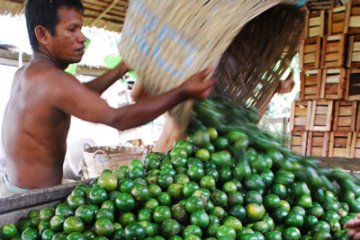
[50,215,66,232]
[63,216,85,234]
[115,193,135,211]
[124,222,146,240]
[1,224,18,239]
[94,218,114,237]
[153,206,172,223]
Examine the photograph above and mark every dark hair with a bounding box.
[25,0,84,51]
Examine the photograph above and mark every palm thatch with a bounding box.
[306,0,345,10]
[0,0,128,32]
[0,0,348,32]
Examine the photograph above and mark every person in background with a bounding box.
[131,80,185,153]
[0,0,214,197]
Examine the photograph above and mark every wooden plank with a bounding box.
[306,76,320,84]
[339,107,354,115]
[318,157,360,171]
[352,52,360,62]
[306,86,318,95]
[305,44,317,53]
[338,116,352,126]
[314,115,328,125]
[326,53,340,61]
[334,6,346,13]
[350,16,360,27]
[325,75,340,83]
[304,53,316,64]
[327,68,341,74]
[325,84,340,95]
[306,69,321,75]
[313,136,326,146]
[309,27,321,37]
[333,148,349,157]
[327,35,342,41]
[0,200,62,226]
[326,42,341,52]
[351,7,360,15]
[295,107,308,116]
[295,117,307,126]
[333,12,346,21]
[316,106,331,114]
[309,16,321,26]
[311,148,323,156]
[354,42,360,51]
[292,136,304,145]
[0,180,90,214]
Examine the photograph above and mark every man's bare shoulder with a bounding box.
[27,61,76,84]
[20,61,82,105]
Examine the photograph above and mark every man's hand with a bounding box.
[345,214,360,239]
[179,67,216,99]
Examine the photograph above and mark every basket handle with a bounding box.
[83,143,92,151]
[92,149,109,164]
[93,149,108,157]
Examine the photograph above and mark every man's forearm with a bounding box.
[109,86,188,131]
[84,62,128,93]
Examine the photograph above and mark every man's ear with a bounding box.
[34,25,51,47]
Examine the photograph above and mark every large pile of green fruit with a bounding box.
[1,98,360,240]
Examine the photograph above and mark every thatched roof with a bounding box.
[0,0,350,32]
[306,0,345,10]
[0,0,128,32]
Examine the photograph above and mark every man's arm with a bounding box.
[83,62,129,94]
[131,80,150,102]
[52,68,215,131]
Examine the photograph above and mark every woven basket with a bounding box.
[82,144,146,179]
[119,0,305,129]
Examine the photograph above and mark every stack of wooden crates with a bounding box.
[290,0,360,159]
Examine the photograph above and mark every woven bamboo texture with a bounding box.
[119,0,305,130]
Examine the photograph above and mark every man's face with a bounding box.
[47,6,86,64]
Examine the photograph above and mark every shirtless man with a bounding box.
[0,0,214,195]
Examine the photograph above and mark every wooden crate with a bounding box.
[345,68,360,100]
[346,0,360,34]
[300,69,322,100]
[347,35,360,68]
[306,131,330,157]
[351,132,360,158]
[321,35,345,68]
[357,104,360,131]
[333,101,358,131]
[305,10,326,38]
[329,131,353,158]
[289,101,312,131]
[289,131,308,155]
[328,5,347,35]
[320,68,345,99]
[310,100,334,131]
[300,37,322,69]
